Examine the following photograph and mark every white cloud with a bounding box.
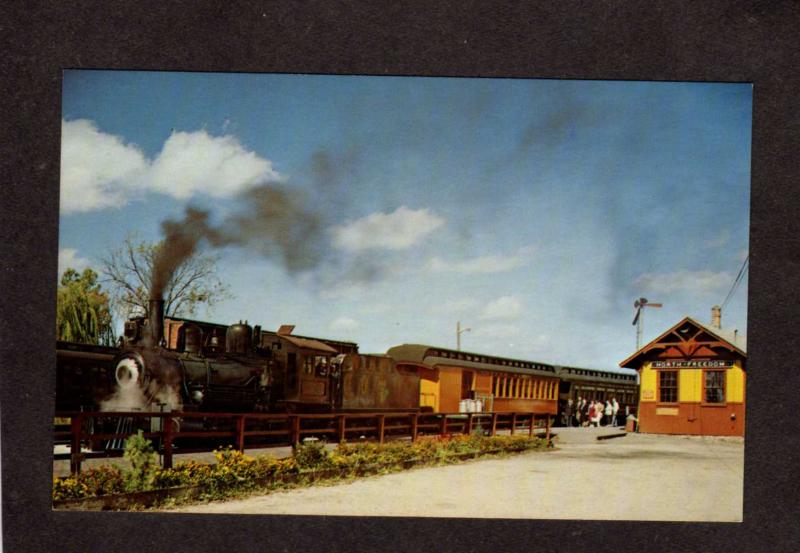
[58,247,90,276]
[473,323,523,339]
[60,120,281,213]
[426,297,480,315]
[634,270,732,295]
[330,206,445,252]
[147,130,281,199]
[480,295,523,320]
[427,246,533,274]
[60,119,148,213]
[329,316,360,334]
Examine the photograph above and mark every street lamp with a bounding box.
[456,321,471,351]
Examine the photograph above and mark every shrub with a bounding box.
[293,440,334,470]
[123,430,158,492]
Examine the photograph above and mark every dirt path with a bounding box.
[169,428,743,521]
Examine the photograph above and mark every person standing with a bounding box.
[564,399,574,427]
[583,398,592,426]
[604,400,612,426]
[611,397,620,427]
[575,396,582,427]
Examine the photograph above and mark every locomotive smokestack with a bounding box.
[148,298,165,347]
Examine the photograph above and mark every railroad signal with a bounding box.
[456,321,471,351]
[632,298,662,350]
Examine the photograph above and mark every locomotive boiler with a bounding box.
[112,298,272,413]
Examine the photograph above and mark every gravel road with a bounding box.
[169,427,743,521]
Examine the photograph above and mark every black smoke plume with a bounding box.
[150,183,323,302]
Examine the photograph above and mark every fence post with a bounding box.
[466,413,473,435]
[546,414,551,444]
[510,413,517,435]
[236,415,246,452]
[162,415,174,469]
[69,413,83,476]
[440,414,448,436]
[529,414,535,436]
[337,415,346,443]
[377,414,385,444]
[491,413,498,436]
[290,415,300,448]
[411,413,418,442]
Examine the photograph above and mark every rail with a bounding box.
[54,410,552,475]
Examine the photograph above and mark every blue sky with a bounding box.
[58,71,751,372]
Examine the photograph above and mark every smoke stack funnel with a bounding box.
[148,298,165,347]
[711,305,721,329]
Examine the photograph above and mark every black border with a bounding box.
[3,2,799,552]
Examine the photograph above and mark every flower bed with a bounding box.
[53,433,548,510]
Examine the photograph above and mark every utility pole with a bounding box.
[456,321,471,351]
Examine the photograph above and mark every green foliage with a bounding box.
[56,267,115,345]
[52,465,126,500]
[123,431,158,492]
[53,435,546,504]
[101,236,231,319]
[293,440,335,470]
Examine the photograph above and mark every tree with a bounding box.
[100,236,231,319]
[57,268,116,345]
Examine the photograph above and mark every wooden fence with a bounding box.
[54,410,551,475]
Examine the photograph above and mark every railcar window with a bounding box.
[659,371,678,403]
[704,370,726,403]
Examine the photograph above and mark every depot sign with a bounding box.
[651,360,734,369]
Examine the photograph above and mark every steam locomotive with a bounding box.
[56,297,424,415]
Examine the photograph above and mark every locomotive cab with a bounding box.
[264,332,339,411]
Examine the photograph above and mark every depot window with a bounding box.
[658,371,678,403]
[704,370,726,403]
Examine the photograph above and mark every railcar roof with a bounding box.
[556,365,638,384]
[279,335,338,354]
[385,344,558,377]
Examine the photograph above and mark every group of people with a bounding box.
[562,396,621,428]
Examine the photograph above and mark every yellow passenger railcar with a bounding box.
[385,344,559,415]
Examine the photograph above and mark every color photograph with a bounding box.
[53,71,751,520]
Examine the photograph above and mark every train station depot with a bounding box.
[619,307,746,436]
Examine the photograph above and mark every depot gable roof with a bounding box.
[619,316,747,371]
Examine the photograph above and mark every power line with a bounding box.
[721,255,749,311]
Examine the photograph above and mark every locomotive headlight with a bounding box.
[115,357,141,389]
[191,389,204,403]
